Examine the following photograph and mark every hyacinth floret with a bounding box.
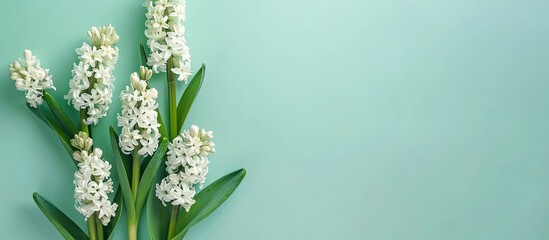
[71,132,118,226]
[65,24,119,125]
[117,66,161,157]
[9,50,56,107]
[155,125,215,211]
[144,0,192,82]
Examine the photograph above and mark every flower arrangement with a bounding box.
[8,1,246,239]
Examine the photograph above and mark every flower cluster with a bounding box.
[156,125,215,211]
[144,0,192,82]
[117,66,161,157]
[65,25,119,125]
[71,132,118,226]
[9,50,55,107]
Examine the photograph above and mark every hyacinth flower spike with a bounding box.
[9,1,247,239]
[9,28,122,240]
[142,1,246,240]
[26,25,121,240]
[112,66,169,240]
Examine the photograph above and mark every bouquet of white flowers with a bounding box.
[8,1,246,239]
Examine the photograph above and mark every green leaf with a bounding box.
[44,92,79,137]
[122,152,133,187]
[109,127,137,222]
[135,138,168,218]
[176,64,205,133]
[140,155,152,176]
[157,108,168,139]
[106,187,123,240]
[27,103,70,143]
[27,104,77,165]
[146,71,178,239]
[172,169,247,240]
[33,192,89,240]
[140,44,148,66]
[27,104,53,131]
[147,173,171,240]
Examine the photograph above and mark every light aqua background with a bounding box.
[1,0,548,239]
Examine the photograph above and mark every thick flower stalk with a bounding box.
[117,66,161,157]
[144,0,192,82]
[9,50,55,107]
[156,125,215,211]
[71,132,118,226]
[65,25,119,125]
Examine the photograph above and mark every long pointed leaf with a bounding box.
[109,127,137,222]
[157,108,168,139]
[140,44,148,66]
[106,187,123,240]
[147,173,170,240]
[33,192,89,240]
[136,138,168,218]
[27,103,70,143]
[140,155,152,176]
[27,104,53,131]
[176,64,205,133]
[27,104,77,165]
[172,169,246,240]
[44,92,79,137]
[146,113,170,240]
[122,152,133,188]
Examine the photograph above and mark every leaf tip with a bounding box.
[239,168,247,178]
[200,64,206,76]
[32,192,42,204]
[109,126,117,134]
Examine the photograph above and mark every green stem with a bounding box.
[167,206,180,240]
[96,214,104,240]
[87,213,98,240]
[80,109,89,135]
[80,91,101,239]
[166,56,180,240]
[128,219,138,240]
[167,57,177,140]
[82,112,97,240]
[131,149,140,201]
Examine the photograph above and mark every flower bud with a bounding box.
[71,131,93,151]
[139,66,153,81]
[189,125,199,137]
[10,72,21,81]
[73,151,83,162]
[24,49,32,63]
[130,72,147,92]
[93,148,103,158]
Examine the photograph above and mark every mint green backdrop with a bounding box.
[1,0,548,239]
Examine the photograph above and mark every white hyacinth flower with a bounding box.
[144,0,192,82]
[117,66,161,157]
[156,125,215,211]
[9,50,56,107]
[71,132,118,225]
[65,24,119,125]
